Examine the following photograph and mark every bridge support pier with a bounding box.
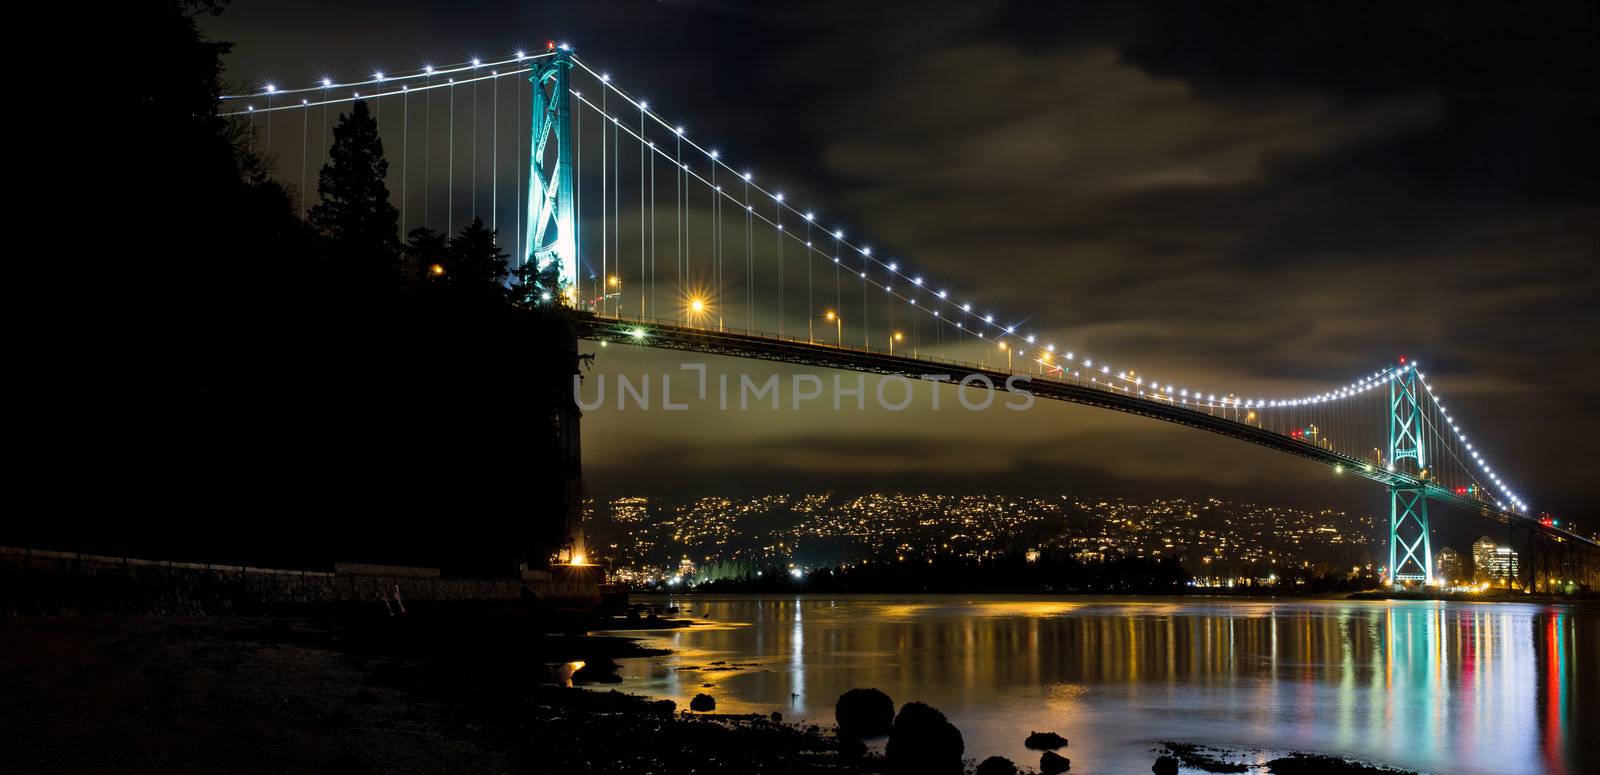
[1389,486,1431,586]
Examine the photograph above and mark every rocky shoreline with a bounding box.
[2,609,1422,773]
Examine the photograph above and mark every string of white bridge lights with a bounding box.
[218,42,1530,513]
[1414,366,1525,512]
[220,50,555,100]
[221,66,533,116]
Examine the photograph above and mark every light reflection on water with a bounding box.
[611,595,1594,774]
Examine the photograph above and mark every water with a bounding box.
[609,595,1595,774]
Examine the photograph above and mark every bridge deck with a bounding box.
[573,313,1595,550]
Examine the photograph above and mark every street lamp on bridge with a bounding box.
[824,310,842,347]
[890,331,904,356]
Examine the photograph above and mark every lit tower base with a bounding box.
[1387,361,1432,586]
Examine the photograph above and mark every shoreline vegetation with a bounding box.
[4,603,1423,774]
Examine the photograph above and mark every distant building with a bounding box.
[1434,548,1463,585]
[1472,536,1497,582]
[1489,547,1519,586]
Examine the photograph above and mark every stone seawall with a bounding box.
[1,547,604,615]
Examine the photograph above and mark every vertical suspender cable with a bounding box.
[321,87,330,209]
[676,134,683,318]
[684,152,691,310]
[650,139,656,320]
[515,75,522,268]
[424,78,431,228]
[633,108,640,318]
[472,78,478,218]
[598,90,601,318]
[712,161,719,329]
[613,110,619,317]
[299,105,308,217]
[448,80,455,234]
[492,75,498,235]
[771,200,777,336]
[400,87,408,234]
[745,178,752,330]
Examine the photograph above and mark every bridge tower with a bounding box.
[522,45,586,568]
[1387,361,1431,586]
[523,45,579,298]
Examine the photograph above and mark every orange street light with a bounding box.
[686,297,708,326]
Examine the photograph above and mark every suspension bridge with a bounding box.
[227,43,1596,587]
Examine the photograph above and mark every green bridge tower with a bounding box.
[1388,361,1431,585]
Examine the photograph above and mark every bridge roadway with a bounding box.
[573,313,1596,550]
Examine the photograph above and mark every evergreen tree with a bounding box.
[510,255,568,307]
[310,100,400,280]
[445,217,510,299]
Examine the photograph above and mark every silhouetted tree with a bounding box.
[310,100,400,284]
[510,257,568,307]
[445,217,510,301]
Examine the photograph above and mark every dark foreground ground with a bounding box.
[0,608,872,774]
[1,608,1419,774]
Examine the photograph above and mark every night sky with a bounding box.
[210,1,1598,535]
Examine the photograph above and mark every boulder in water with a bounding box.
[1153,754,1180,775]
[885,701,964,775]
[1026,730,1069,750]
[976,755,1019,775]
[834,687,895,739]
[689,693,716,712]
[1041,750,1071,774]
